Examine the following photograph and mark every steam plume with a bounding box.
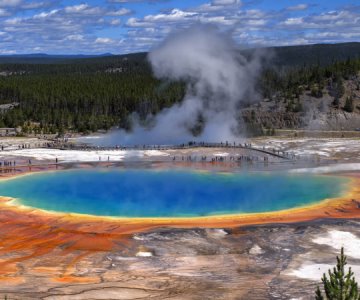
[89,25,264,146]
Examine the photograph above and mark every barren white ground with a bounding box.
[285,228,360,281]
[0,137,359,171]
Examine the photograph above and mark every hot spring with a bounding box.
[0,169,348,218]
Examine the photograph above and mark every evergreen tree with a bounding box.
[333,76,345,99]
[316,247,360,300]
[332,97,340,108]
[344,96,354,113]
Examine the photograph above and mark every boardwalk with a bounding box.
[59,141,295,160]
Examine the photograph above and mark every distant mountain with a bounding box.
[79,42,360,69]
[0,42,359,69]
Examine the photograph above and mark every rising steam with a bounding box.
[87,25,264,146]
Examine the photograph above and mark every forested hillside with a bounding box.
[268,42,360,68]
[0,53,185,133]
[0,43,359,135]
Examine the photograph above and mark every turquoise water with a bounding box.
[0,169,348,218]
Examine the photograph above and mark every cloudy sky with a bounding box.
[0,0,359,54]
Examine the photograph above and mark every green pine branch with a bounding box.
[316,247,360,300]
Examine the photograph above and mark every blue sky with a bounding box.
[0,0,359,54]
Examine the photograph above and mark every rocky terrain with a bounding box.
[243,76,360,132]
[0,220,359,299]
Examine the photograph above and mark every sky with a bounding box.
[0,0,359,54]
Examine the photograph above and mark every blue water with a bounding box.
[0,169,348,218]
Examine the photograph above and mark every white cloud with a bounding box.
[108,0,165,2]
[197,0,241,12]
[0,8,9,16]
[0,0,359,54]
[145,9,198,22]
[65,34,84,41]
[0,0,54,12]
[22,1,49,10]
[287,4,308,11]
[0,0,22,8]
[211,0,241,6]
[95,37,114,44]
[282,17,304,26]
[127,8,198,27]
[33,9,58,19]
[200,15,237,26]
[107,8,131,16]
[247,19,266,26]
[64,4,88,13]
[110,18,121,25]
[64,4,103,15]
[4,17,21,25]
[0,49,16,54]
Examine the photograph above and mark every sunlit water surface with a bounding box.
[0,169,348,218]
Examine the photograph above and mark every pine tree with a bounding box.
[316,247,360,300]
[316,287,324,300]
[344,96,354,113]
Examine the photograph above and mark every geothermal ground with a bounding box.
[0,136,359,299]
[2,220,360,300]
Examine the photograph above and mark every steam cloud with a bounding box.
[87,25,264,146]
